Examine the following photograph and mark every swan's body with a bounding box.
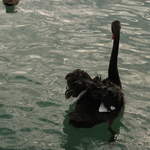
[65,21,124,140]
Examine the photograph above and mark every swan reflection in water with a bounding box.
[62,102,124,150]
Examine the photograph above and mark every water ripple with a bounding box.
[0,128,16,136]
[0,114,13,119]
[38,118,59,126]
[36,101,60,108]
[14,106,33,112]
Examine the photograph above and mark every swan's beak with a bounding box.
[112,34,116,40]
[98,103,108,112]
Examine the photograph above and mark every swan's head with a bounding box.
[111,20,121,36]
[65,69,93,99]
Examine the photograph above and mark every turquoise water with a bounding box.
[0,0,150,149]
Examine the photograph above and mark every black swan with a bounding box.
[3,0,20,13]
[65,21,124,140]
[3,0,19,6]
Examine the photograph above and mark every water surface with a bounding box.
[0,0,150,149]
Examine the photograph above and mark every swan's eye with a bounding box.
[110,106,116,111]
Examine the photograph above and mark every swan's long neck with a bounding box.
[108,33,122,88]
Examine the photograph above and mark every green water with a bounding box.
[0,0,150,149]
